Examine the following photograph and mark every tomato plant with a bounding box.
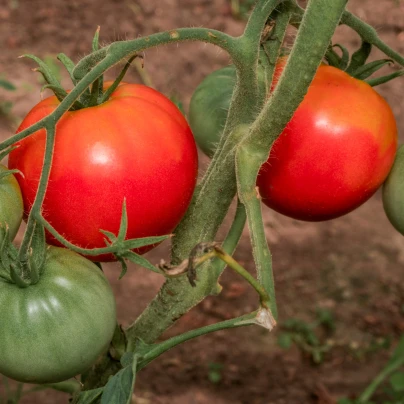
[8,83,198,261]
[383,145,404,235]
[1,0,403,402]
[257,63,397,221]
[0,247,116,384]
[0,164,23,241]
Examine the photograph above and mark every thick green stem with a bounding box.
[236,0,348,319]
[126,0,284,347]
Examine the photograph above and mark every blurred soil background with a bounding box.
[1,0,404,403]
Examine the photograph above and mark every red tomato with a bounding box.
[9,84,198,261]
[257,64,397,221]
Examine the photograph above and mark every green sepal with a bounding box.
[92,26,101,52]
[366,69,404,86]
[100,230,116,244]
[122,234,170,249]
[88,78,103,107]
[120,251,163,275]
[87,27,104,106]
[117,257,128,280]
[117,199,128,241]
[352,58,393,80]
[21,54,67,103]
[324,44,341,68]
[332,44,350,70]
[10,263,30,288]
[346,41,372,75]
[100,55,136,104]
[57,53,77,85]
[40,84,68,102]
[40,84,85,111]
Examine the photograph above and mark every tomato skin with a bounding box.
[189,66,237,157]
[383,145,404,234]
[0,247,116,384]
[9,84,198,261]
[257,65,397,221]
[0,165,23,241]
[189,64,267,157]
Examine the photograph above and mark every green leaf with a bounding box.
[57,53,77,85]
[100,354,138,404]
[99,230,117,243]
[390,372,404,392]
[73,387,103,404]
[117,199,128,242]
[100,55,136,103]
[353,59,393,80]
[366,70,404,87]
[117,257,128,280]
[277,333,293,349]
[122,251,163,274]
[21,54,67,102]
[92,26,101,52]
[122,234,170,249]
[346,41,372,74]
[332,44,350,70]
[325,45,341,68]
[0,79,16,91]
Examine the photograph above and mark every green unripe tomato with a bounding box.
[189,64,267,157]
[0,247,117,384]
[383,145,404,234]
[0,164,23,241]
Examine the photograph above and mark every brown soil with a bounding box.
[1,0,404,403]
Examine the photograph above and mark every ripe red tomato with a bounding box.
[9,84,198,261]
[257,63,397,221]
